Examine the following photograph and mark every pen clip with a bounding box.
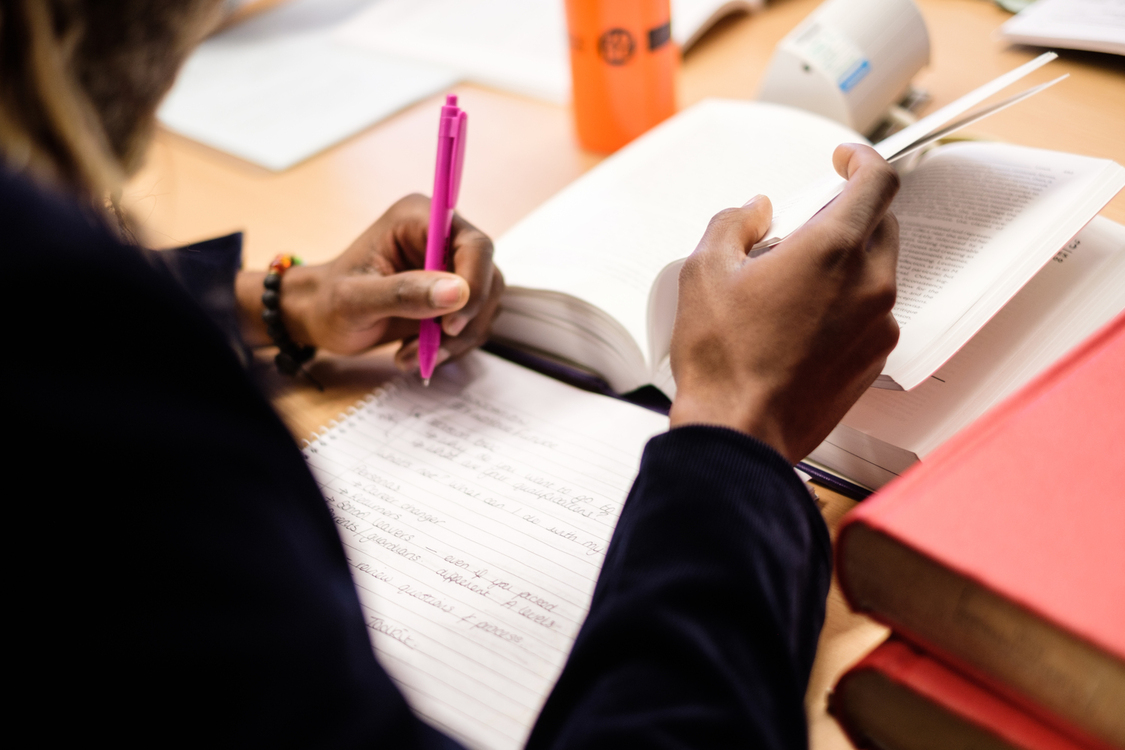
[448,111,467,209]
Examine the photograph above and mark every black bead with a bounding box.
[275,350,299,375]
[263,269,315,379]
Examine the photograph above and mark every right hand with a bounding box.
[237,194,504,372]
[668,143,901,464]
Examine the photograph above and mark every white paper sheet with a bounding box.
[159,0,457,170]
[999,0,1125,56]
[335,0,760,104]
[303,352,667,749]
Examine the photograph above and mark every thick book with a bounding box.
[489,92,1125,486]
[997,0,1125,58]
[811,214,1125,489]
[831,638,1095,750]
[835,314,1125,750]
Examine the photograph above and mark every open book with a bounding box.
[812,215,1125,489]
[493,97,1125,396]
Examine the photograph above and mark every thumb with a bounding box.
[340,270,470,322]
[738,194,774,249]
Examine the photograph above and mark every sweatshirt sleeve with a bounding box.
[143,232,248,362]
[527,425,833,750]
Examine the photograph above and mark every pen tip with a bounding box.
[422,378,431,388]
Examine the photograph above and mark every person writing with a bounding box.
[4,0,899,746]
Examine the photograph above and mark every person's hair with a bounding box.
[0,0,222,205]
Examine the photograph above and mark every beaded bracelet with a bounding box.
[262,254,320,388]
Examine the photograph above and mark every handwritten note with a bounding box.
[303,352,667,749]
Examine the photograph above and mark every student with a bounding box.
[4,1,899,746]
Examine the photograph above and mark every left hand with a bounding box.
[237,194,504,371]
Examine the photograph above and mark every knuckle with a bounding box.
[880,315,901,354]
[870,164,900,203]
[328,277,359,315]
[882,209,900,237]
[824,223,868,256]
[473,233,495,261]
[707,207,742,233]
[395,193,431,220]
[453,228,495,266]
[841,220,870,250]
[873,277,897,314]
[393,277,416,307]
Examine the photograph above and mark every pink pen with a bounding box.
[419,94,468,386]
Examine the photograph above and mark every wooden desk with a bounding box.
[125,2,1125,747]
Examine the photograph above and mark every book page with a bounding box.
[496,99,865,370]
[676,0,763,50]
[884,141,1124,390]
[828,216,1125,482]
[159,0,456,170]
[999,0,1125,56]
[302,352,667,750]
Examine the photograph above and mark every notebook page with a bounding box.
[303,352,667,749]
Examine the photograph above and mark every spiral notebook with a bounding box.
[301,352,667,750]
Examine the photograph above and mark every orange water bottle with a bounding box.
[565,0,678,153]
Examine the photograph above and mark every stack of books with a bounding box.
[830,316,1125,750]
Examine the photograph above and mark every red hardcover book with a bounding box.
[836,314,1125,750]
[832,638,1093,750]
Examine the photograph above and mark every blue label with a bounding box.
[838,59,871,93]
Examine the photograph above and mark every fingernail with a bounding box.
[431,278,465,308]
[444,314,469,337]
[436,347,451,365]
[743,194,765,208]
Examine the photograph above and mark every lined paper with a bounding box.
[303,352,667,749]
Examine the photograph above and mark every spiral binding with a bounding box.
[299,379,404,451]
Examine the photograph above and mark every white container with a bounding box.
[757,0,930,135]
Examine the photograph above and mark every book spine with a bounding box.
[834,639,1098,750]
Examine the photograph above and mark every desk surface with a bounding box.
[126,1,1125,747]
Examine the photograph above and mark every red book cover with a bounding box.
[834,638,1093,750]
[837,313,1125,747]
